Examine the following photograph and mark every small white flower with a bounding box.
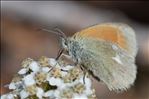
[18,68,28,75]
[6,94,14,99]
[20,90,29,99]
[23,73,35,86]
[44,90,54,97]
[54,90,60,98]
[36,87,44,99]
[84,78,92,95]
[48,77,63,87]
[73,94,88,99]
[42,67,50,73]
[1,57,96,98]
[9,82,16,89]
[84,77,91,89]
[60,71,68,77]
[49,58,57,66]
[29,61,40,72]
[1,94,7,99]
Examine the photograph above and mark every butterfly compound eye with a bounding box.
[64,41,68,46]
[61,38,68,50]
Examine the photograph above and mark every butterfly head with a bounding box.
[61,37,69,50]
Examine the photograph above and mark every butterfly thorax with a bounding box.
[64,38,84,64]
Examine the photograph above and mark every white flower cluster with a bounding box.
[1,56,96,99]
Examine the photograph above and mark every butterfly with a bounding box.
[43,23,138,91]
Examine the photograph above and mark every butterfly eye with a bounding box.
[65,41,68,46]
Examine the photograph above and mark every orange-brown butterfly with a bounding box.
[43,23,138,91]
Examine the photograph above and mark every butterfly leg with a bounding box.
[59,53,78,67]
[48,48,64,72]
[61,54,72,60]
[80,65,87,84]
[55,48,64,60]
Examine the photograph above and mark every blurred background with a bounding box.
[1,1,149,99]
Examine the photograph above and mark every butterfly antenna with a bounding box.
[41,28,64,38]
[54,28,67,39]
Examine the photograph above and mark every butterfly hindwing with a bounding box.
[77,38,137,91]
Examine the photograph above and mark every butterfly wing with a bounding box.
[77,39,137,91]
[73,23,138,57]
[71,23,137,91]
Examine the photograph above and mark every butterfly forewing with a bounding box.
[73,23,137,57]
